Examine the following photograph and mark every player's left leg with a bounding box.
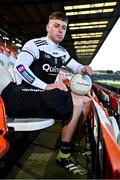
[72,96,92,156]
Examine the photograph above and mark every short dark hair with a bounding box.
[48,11,68,23]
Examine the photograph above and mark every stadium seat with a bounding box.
[92,97,120,178]
[108,116,120,146]
[7,117,55,131]
[6,62,16,82]
[0,96,9,159]
[0,62,55,132]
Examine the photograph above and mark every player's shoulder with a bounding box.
[31,37,48,47]
[22,37,48,54]
[24,37,48,46]
[58,44,67,53]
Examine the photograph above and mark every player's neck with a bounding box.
[46,36,59,46]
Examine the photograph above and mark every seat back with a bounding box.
[0,96,9,158]
[6,62,22,84]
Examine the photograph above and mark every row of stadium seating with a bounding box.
[92,83,120,126]
[0,46,17,65]
[87,84,120,178]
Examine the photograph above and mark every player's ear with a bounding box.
[46,24,49,32]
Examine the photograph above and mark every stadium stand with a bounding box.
[87,84,120,178]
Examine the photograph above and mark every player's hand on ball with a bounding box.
[80,66,92,76]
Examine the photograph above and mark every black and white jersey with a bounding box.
[14,36,83,89]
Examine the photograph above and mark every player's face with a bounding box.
[46,19,67,44]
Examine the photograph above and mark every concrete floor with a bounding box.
[0,121,89,179]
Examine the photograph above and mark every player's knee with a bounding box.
[83,97,92,111]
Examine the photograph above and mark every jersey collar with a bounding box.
[46,36,59,48]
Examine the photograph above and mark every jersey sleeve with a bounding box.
[22,39,39,59]
[64,50,83,73]
[14,41,47,89]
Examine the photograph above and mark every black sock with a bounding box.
[60,141,71,154]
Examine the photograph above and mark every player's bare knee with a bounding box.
[83,97,92,111]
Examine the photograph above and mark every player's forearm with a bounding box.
[14,64,47,89]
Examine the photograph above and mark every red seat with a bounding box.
[0,96,9,159]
